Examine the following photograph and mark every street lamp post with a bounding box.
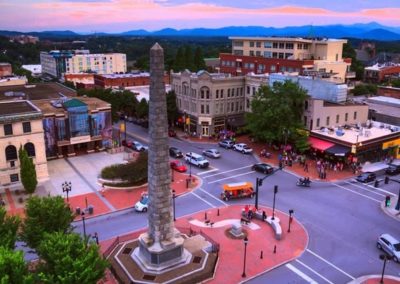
[288,209,294,233]
[241,236,249,278]
[124,115,127,142]
[272,185,278,220]
[62,181,72,202]
[172,190,176,221]
[81,212,87,245]
[379,254,392,284]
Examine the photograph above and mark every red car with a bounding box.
[170,160,187,172]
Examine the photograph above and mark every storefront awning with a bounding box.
[309,137,334,151]
[325,144,351,156]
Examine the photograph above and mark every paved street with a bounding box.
[71,121,400,283]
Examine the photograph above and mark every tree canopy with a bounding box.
[166,90,179,127]
[0,207,20,250]
[18,147,37,195]
[36,232,108,284]
[245,80,310,152]
[0,247,34,284]
[21,196,74,249]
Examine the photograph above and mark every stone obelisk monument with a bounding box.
[134,43,188,271]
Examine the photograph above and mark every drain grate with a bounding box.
[143,275,156,281]
[122,247,132,254]
[193,256,202,264]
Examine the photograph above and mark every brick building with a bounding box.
[0,63,12,77]
[364,64,400,83]
[94,72,170,89]
[377,86,400,99]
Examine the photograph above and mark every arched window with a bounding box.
[5,145,17,161]
[24,142,36,157]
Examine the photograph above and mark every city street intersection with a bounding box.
[67,122,400,283]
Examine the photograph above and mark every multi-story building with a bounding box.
[0,76,28,87]
[364,63,400,83]
[10,35,39,44]
[40,50,127,79]
[94,72,170,89]
[269,73,348,103]
[0,100,48,187]
[171,70,268,136]
[220,37,354,83]
[0,63,12,77]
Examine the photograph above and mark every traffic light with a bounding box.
[385,196,391,207]
[257,178,263,187]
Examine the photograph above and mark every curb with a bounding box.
[348,274,400,284]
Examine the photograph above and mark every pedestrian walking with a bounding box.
[304,162,309,172]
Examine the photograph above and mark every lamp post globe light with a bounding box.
[242,236,249,278]
[62,181,72,202]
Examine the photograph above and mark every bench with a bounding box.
[265,217,282,240]
[240,217,250,225]
[204,220,214,227]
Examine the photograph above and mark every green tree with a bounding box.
[245,81,308,146]
[351,84,377,96]
[183,45,194,71]
[0,247,34,284]
[0,207,20,250]
[193,47,206,71]
[18,147,37,195]
[21,196,74,249]
[136,98,149,119]
[173,46,185,72]
[36,232,108,284]
[166,90,178,127]
[391,79,400,88]
[342,43,364,80]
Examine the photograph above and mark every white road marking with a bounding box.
[306,249,355,280]
[296,260,334,284]
[332,183,381,203]
[366,184,397,197]
[345,181,386,197]
[191,192,216,208]
[285,263,318,284]
[202,164,254,178]
[198,168,219,176]
[198,188,228,206]
[207,171,255,184]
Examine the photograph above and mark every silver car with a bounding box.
[377,233,400,262]
[203,149,221,159]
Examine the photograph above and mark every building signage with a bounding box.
[70,135,91,145]
[382,138,400,150]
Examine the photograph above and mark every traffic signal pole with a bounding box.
[255,166,283,210]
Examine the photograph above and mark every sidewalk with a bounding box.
[348,274,400,284]
[381,196,400,222]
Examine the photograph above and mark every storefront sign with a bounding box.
[382,138,400,150]
[70,135,91,145]
[351,145,356,154]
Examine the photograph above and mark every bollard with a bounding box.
[186,178,190,188]
[205,212,208,220]
[385,176,389,184]
[217,208,220,216]
[273,245,277,254]
[260,250,263,259]
[374,180,379,188]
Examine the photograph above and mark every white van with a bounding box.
[185,152,209,168]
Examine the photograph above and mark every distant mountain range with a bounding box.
[1,22,400,41]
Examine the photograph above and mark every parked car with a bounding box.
[170,160,187,172]
[218,139,234,149]
[377,233,400,263]
[386,163,400,175]
[135,193,149,212]
[121,139,133,148]
[131,141,148,152]
[203,149,221,159]
[252,163,274,174]
[185,152,209,168]
[356,172,376,183]
[233,143,253,154]
[169,147,183,158]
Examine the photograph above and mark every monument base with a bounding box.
[133,229,191,273]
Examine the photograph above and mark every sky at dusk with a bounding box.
[1,0,400,33]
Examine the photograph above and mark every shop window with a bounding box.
[4,124,12,135]
[5,145,17,161]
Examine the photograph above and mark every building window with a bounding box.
[215,103,219,114]
[279,43,285,49]
[227,89,230,97]
[354,111,357,120]
[272,52,278,58]
[256,51,261,56]
[231,102,234,112]
[326,116,330,126]
[220,90,224,98]
[231,88,235,96]
[206,105,210,114]
[4,124,12,135]
[236,102,239,111]
[22,122,31,133]
[297,43,303,50]
[286,43,294,49]
[233,41,243,47]
[10,174,19,183]
[216,90,219,99]
[5,145,17,161]
[249,51,254,56]
[336,115,340,124]
[285,53,293,59]
[272,42,278,49]
[249,41,254,47]
[278,53,284,59]
[345,113,348,122]
[270,65,276,72]
[316,118,320,127]
[24,142,36,157]
[256,42,261,48]
[264,42,272,48]
[252,87,256,96]
[233,50,243,56]
[201,105,204,114]
[246,99,250,109]
[247,86,250,94]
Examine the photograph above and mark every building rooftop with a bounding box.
[33,97,111,116]
[312,121,400,145]
[0,100,40,116]
[21,64,42,74]
[0,83,76,101]
[228,36,347,44]
[365,62,400,71]
[97,72,150,79]
[125,85,172,102]
[367,96,400,107]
